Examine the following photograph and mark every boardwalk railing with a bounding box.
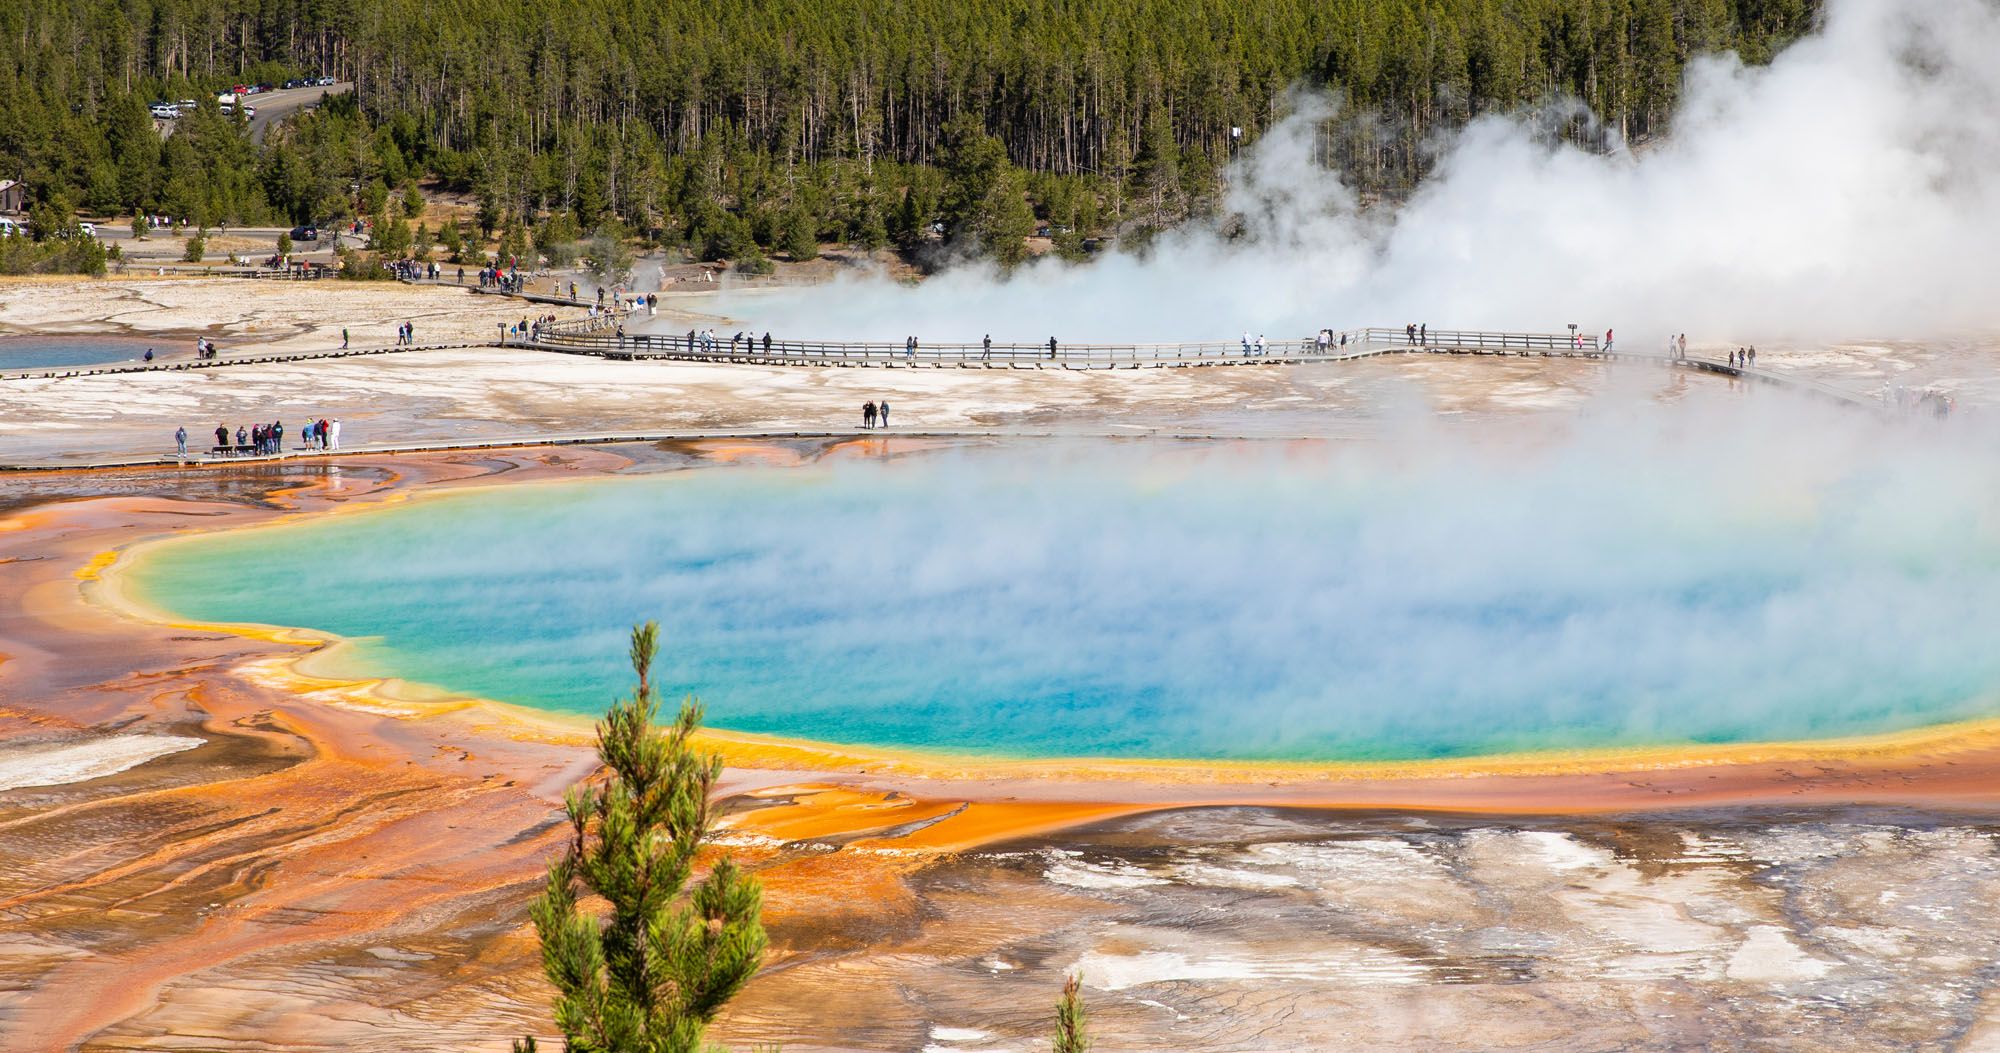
[511,325,1602,367]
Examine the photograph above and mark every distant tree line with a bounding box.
[0,0,1816,269]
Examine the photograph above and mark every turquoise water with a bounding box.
[125,436,2000,762]
[0,335,165,369]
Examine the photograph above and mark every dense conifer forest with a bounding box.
[0,0,1815,267]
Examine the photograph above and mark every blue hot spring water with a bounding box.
[125,438,2000,762]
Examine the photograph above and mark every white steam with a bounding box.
[725,0,2000,344]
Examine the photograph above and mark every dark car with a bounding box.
[282,78,301,89]
[289,225,318,243]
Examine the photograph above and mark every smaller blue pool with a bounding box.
[0,335,177,370]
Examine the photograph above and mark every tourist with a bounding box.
[1241,332,1252,354]
[982,334,993,360]
[236,424,248,448]
[863,401,877,428]
[762,332,773,353]
[687,329,696,352]
[329,418,343,450]
[341,327,349,349]
[905,335,917,360]
[1255,334,1267,355]
[879,400,891,427]
[214,424,229,451]
[1420,323,1428,345]
[1748,346,1758,367]
[272,420,283,453]
[144,348,154,362]
[1047,336,1058,359]
[1604,328,1614,351]
[175,425,187,457]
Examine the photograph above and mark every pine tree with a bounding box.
[519,622,766,1053]
[1053,973,1090,1053]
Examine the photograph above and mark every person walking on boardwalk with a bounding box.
[1419,323,1428,345]
[175,425,187,457]
[329,418,342,450]
[1048,336,1058,359]
[1604,328,1614,352]
[863,401,877,429]
[762,331,773,353]
[341,327,349,349]
[982,334,992,360]
[879,400,891,428]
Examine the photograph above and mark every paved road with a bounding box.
[246,83,350,140]
[150,82,352,143]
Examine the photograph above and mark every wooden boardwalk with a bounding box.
[0,323,1886,471]
[0,342,485,382]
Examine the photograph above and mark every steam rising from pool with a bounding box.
[131,404,2000,762]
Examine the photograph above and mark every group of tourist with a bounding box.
[685,329,781,354]
[1667,333,1690,359]
[393,321,419,345]
[861,399,893,428]
[178,417,342,458]
[486,269,527,294]
[388,260,443,282]
[1730,346,1758,368]
[1313,329,1352,352]
[194,337,220,360]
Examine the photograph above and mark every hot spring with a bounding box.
[124,421,2000,763]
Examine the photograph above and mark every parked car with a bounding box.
[282,78,302,89]
[77,222,96,238]
[289,225,319,243]
[0,218,20,237]
[231,84,249,95]
[176,98,197,109]
[150,104,177,119]
[315,75,336,86]
[241,105,257,118]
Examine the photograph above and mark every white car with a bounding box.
[78,222,96,238]
[150,104,176,119]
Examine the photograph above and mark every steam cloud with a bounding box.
[727,0,2000,345]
